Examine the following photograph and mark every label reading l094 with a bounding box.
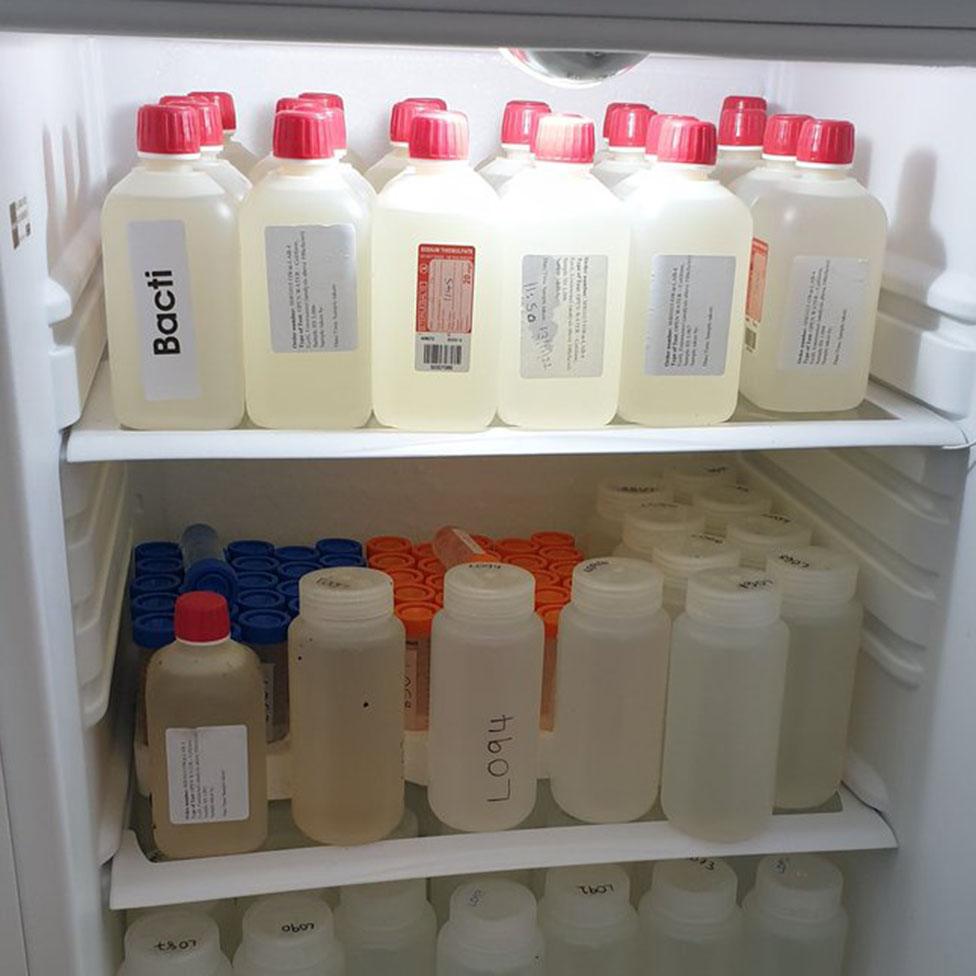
[415,243,475,372]
[165,725,250,824]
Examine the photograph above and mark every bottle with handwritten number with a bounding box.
[119,909,232,975]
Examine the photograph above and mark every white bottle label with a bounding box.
[415,243,475,372]
[780,256,870,370]
[127,220,201,401]
[165,725,250,824]
[644,255,735,376]
[264,224,358,353]
[520,254,608,379]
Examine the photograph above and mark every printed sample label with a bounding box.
[165,725,249,824]
[520,254,608,379]
[780,256,870,370]
[265,224,358,353]
[744,237,768,353]
[644,255,735,376]
[415,243,475,372]
[127,220,200,401]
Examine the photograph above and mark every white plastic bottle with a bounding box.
[651,533,741,616]
[336,879,437,976]
[539,864,639,976]
[365,96,447,190]
[666,459,738,503]
[639,858,742,976]
[613,113,696,200]
[692,482,773,534]
[740,119,888,413]
[767,546,862,809]
[320,106,377,208]
[712,106,766,185]
[437,879,545,976]
[727,512,813,569]
[731,113,811,207]
[428,563,543,832]
[119,910,232,976]
[583,476,673,557]
[101,103,244,430]
[550,558,671,823]
[248,97,325,186]
[592,102,653,189]
[498,113,630,428]
[126,900,241,958]
[618,118,752,426]
[371,110,500,431]
[477,99,551,191]
[744,855,848,976]
[614,501,706,561]
[189,90,259,176]
[661,568,788,840]
[239,110,371,429]
[297,90,367,172]
[289,568,404,845]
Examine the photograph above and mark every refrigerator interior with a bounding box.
[0,27,975,976]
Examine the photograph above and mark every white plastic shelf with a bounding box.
[68,362,964,463]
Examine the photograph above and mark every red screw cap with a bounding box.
[275,96,324,114]
[501,100,551,146]
[174,591,230,643]
[763,113,813,157]
[796,118,855,165]
[657,118,718,166]
[390,97,448,143]
[645,113,697,156]
[601,101,633,139]
[320,106,348,152]
[409,110,469,161]
[606,103,655,149]
[273,110,334,160]
[533,113,596,164]
[188,91,236,131]
[722,94,767,113]
[137,104,200,155]
[718,107,766,147]
[298,91,344,109]
[160,96,222,147]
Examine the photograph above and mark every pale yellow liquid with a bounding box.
[730,157,796,208]
[223,134,260,175]
[477,146,534,191]
[592,148,647,190]
[712,147,763,187]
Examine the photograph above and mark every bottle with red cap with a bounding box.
[592,102,654,190]
[714,105,767,185]
[101,103,244,430]
[249,96,335,185]
[731,113,812,207]
[476,99,551,191]
[298,91,366,172]
[364,97,448,191]
[239,109,372,429]
[497,113,629,429]
[189,90,259,175]
[371,110,500,431]
[613,113,697,200]
[618,118,752,426]
[740,118,887,413]
[146,591,267,859]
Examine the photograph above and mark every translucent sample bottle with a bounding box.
[126,900,240,958]
[539,864,639,976]
[234,894,345,976]
[583,476,674,556]
[371,110,500,431]
[744,855,848,976]
[119,910,232,976]
[730,113,811,207]
[146,592,267,859]
[767,547,862,808]
[290,568,404,844]
[651,533,741,617]
[477,99,551,191]
[550,558,671,823]
[133,612,175,745]
[727,512,813,569]
[240,110,372,429]
[189,90,260,175]
[740,118,888,412]
[692,482,773,535]
[437,879,545,976]
[365,96,447,191]
[396,601,436,731]
[639,857,742,976]
[661,568,788,840]
[238,608,290,743]
[248,97,326,186]
[498,113,630,429]
[180,522,238,602]
[666,459,738,504]
[428,563,543,831]
[297,90,367,172]
[614,501,706,562]
[614,113,697,200]
[101,103,244,430]
[336,879,437,976]
[712,106,765,186]
[618,118,752,426]
[592,102,653,189]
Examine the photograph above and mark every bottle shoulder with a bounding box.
[106,164,227,202]
[376,167,499,216]
[501,169,624,214]
[241,174,370,226]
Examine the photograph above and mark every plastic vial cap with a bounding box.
[605,103,654,148]
[298,91,344,109]
[132,613,176,650]
[449,879,539,953]
[275,545,318,564]
[722,94,767,112]
[622,502,706,551]
[530,531,574,549]
[183,562,237,602]
[718,107,766,148]
[685,567,782,627]
[174,592,230,643]
[159,96,223,147]
[763,113,812,158]
[645,113,696,157]
[647,858,738,925]
[652,533,741,584]
[754,854,844,923]
[237,571,279,592]
[596,476,672,521]
[667,460,737,496]
[444,562,535,620]
[693,483,773,523]
[543,864,633,929]
[389,97,448,143]
[122,909,226,976]
[238,894,338,971]
[657,118,718,166]
[135,541,181,562]
[278,561,322,581]
[533,113,596,163]
[287,597,300,618]
[501,99,552,146]
[188,90,236,130]
[277,579,300,599]
[409,109,469,161]
[299,567,393,622]
[766,545,859,605]
[135,556,183,577]
[602,101,629,138]
[136,104,200,155]
[316,537,363,559]
[227,540,275,560]
[238,607,290,644]
[339,878,429,934]
[396,601,437,638]
[797,118,855,166]
[132,592,178,617]
[273,110,334,160]
[237,590,287,613]
[571,558,663,616]
[130,574,182,598]
[320,554,364,568]
[274,96,323,115]
[726,514,813,569]
[320,106,348,152]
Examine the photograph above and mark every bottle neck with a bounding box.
[655,162,713,181]
[274,156,341,176]
[760,155,796,170]
[534,159,593,176]
[796,162,852,181]
[200,146,223,159]
[606,146,645,161]
[501,143,533,161]
[718,145,762,156]
[407,157,469,174]
[137,153,199,172]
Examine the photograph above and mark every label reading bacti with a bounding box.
[415,243,475,372]
[744,237,769,354]
[165,725,250,824]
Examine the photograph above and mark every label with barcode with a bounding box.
[415,243,475,372]
[744,237,768,355]
[415,333,470,371]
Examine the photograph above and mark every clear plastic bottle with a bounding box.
[119,910,232,976]
[289,568,404,844]
[592,103,653,190]
[740,119,888,413]
[539,864,639,976]
[248,97,325,186]
[767,546,862,808]
[126,900,240,959]
[365,96,447,191]
[730,114,811,208]
[336,879,437,976]
[661,568,788,840]
[189,91,259,176]
[614,501,706,562]
[582,476,673,556]
[297,90,367,172]
[498,114,630,429]
[437,879,545,976]
[428,563,543,832]
[712,106,766,186]
[146,592,267,859]
[614,114,697,200]
[371,110,500,431]
[639,857,742,976]
[238,608,290,743]
[651,533,741,617]
[234,894,345,976]
[727,512,813,569]
[666,459,738,503]
[618,118,752,426]
[692,482,773,535]
[550,558,671,823]
[477,100,551,191]
[240,110,372,429]
[396,602,436,732]
[744,855,848,976]
[101,103,244,430]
